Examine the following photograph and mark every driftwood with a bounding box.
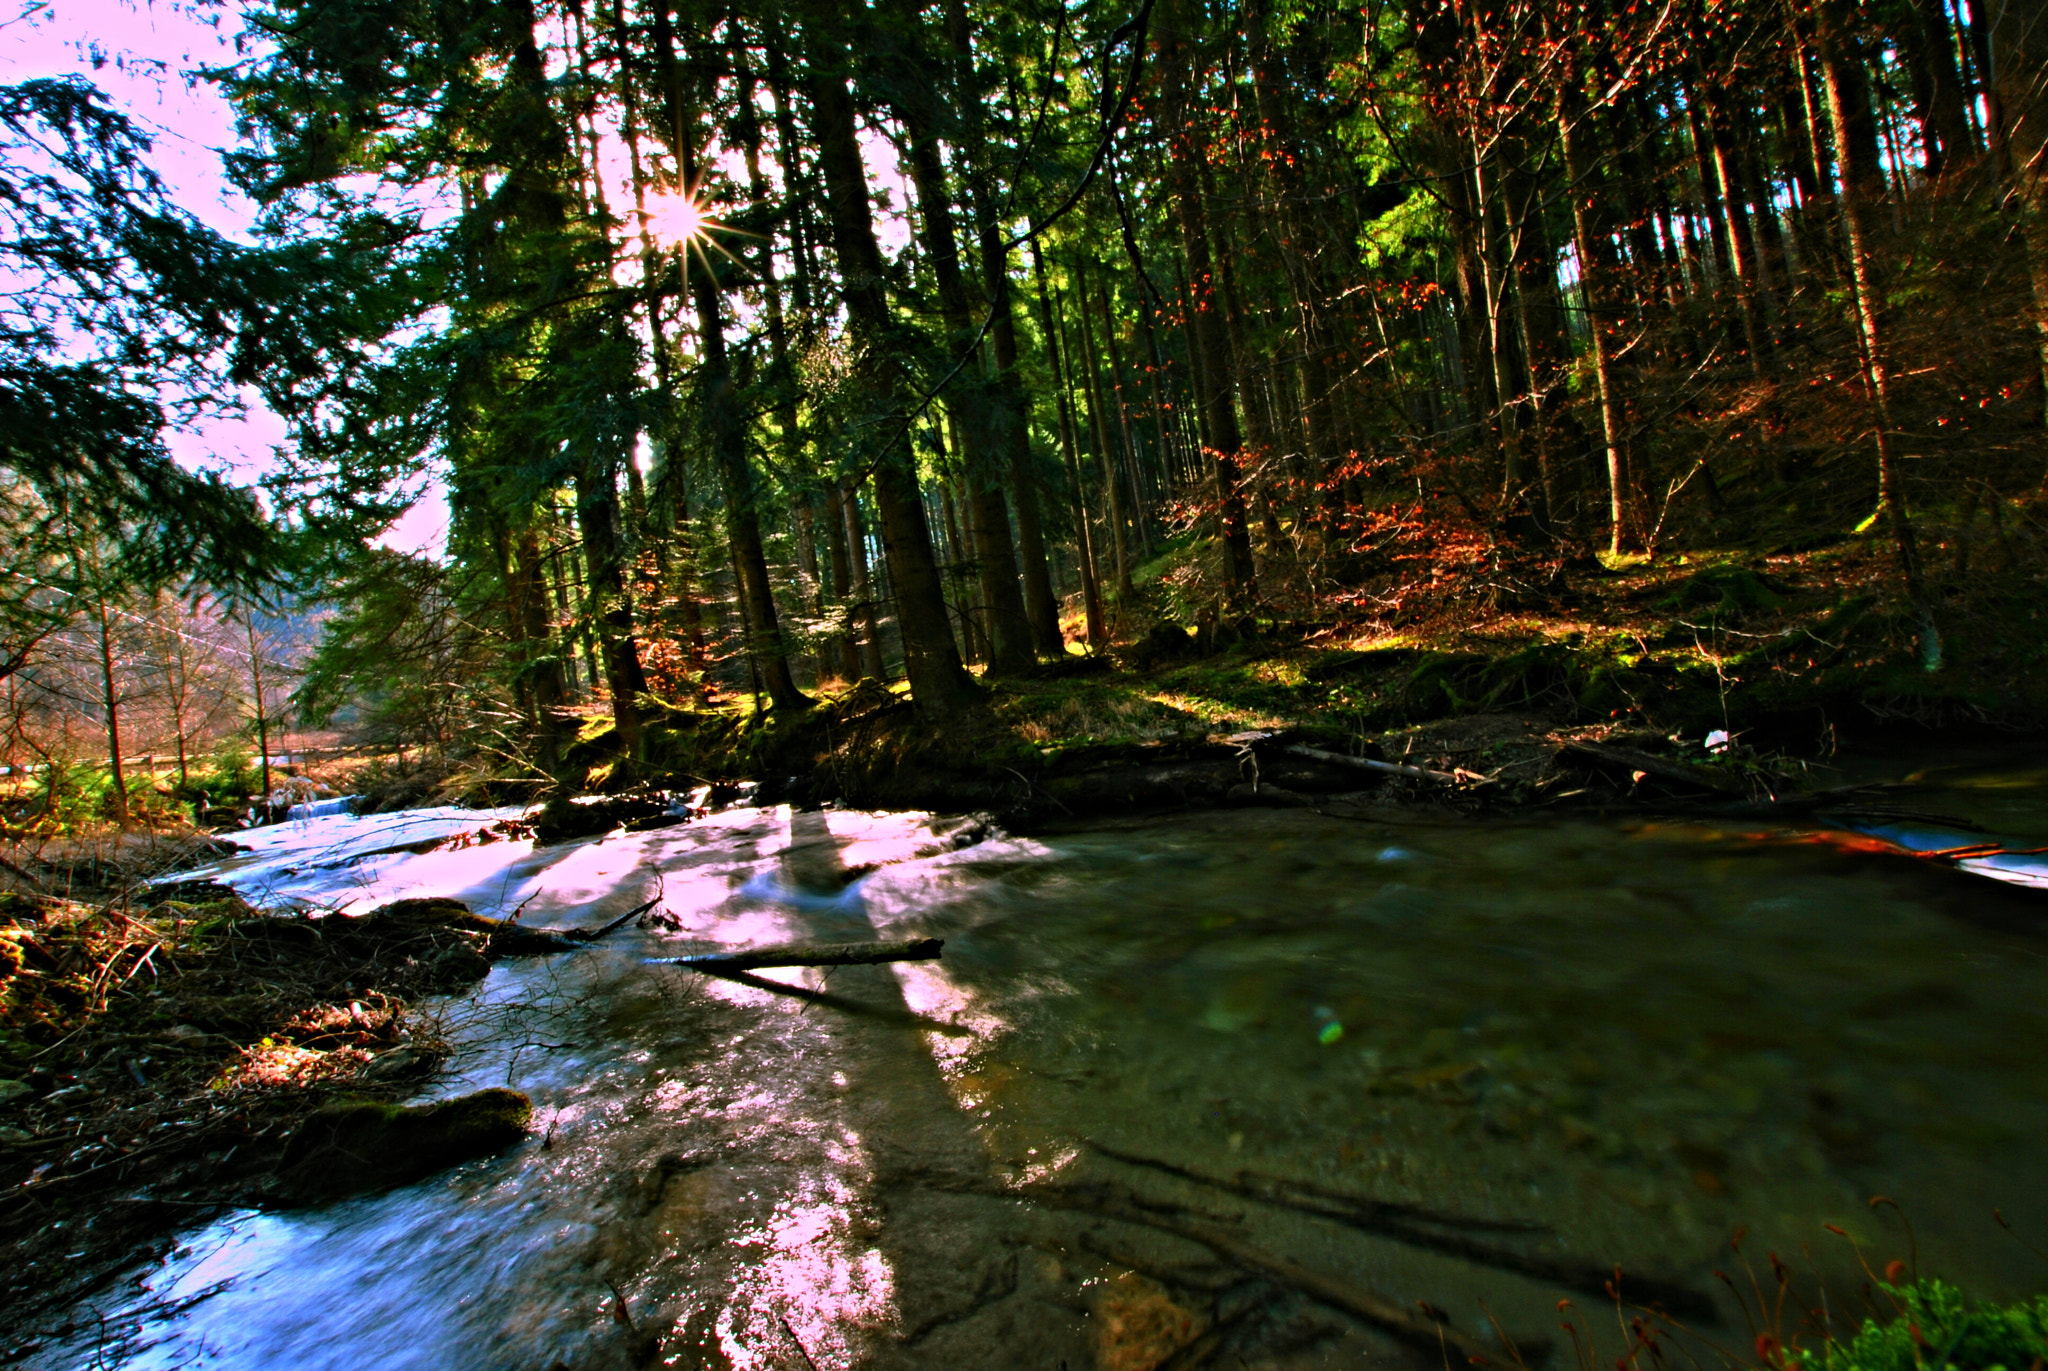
[647,937,943,973]
[1279,744,1462,785]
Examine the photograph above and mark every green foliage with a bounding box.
[1796,1283,2048,1371]
[0,78,286,593]
[31,758,114,831]
[295,549,501,753]
[186,745,260,810]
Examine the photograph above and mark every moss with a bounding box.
[1655,563,1788,616]
[1796,1282,2048,1371]
[275,1087,532,1199]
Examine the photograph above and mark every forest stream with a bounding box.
[34,744,2048,1371]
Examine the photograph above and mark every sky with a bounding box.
[4,1,920,563]
[1,0,451,555]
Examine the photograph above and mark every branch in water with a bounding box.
[645,937,943,973]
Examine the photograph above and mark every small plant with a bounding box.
[185,743,258,812]
[28,758,111,833]
[1794,1281,2048,1371]
[1551,1214,2048,1371]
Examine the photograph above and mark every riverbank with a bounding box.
[0,874,559,1339]
[594,542,2048,824]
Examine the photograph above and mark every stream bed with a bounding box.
[36,745,2048,1370]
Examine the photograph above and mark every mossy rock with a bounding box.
[1655,564,1787,615]
[532,793,669,846]
[275,1087,532,1200]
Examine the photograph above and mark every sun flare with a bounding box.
[642,191,711,249]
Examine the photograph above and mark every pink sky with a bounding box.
[3,0,448,552]
[5,3,918,561]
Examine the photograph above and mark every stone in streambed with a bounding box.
[275,1088,532,1200]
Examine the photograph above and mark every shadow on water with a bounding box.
[34,777,2048,1371]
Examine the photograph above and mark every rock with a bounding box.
[359,1046,440,1083]
[1225,782,1311,808]
[532,793,670,846]
[162,1023,208,1042]
[427,942,492,986]
[148,879,243,906]
[0,1078,32,1104]
[1120,623,1197,670]
[0,1125,32,1145]
[275,1088,532,1200]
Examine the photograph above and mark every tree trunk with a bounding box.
[1032,241,1105,650]
[1075,262,1136,602]
[800,40,978,716]
[96,591,128,822]
[1990,0,2048,427]
[948,0,1064,658]
[1559,86,1632,554]
[843,483,887,680]
[690,268,811,711]
[1158,2,1256,606]
[889,77,1037,674]
[575,446,655,746]
[1818,0,1939,666]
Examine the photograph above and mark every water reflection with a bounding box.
[43,773,2048,1368]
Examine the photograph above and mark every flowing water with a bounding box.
[33,746,2048,1370]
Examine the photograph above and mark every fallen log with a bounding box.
[1280,744,1461,785]
[442,896,659,956]
[646,937,943,973]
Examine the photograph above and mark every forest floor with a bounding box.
[618,536,2048,825]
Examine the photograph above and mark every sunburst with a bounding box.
[637,177,756,293]
[642,190,711,248]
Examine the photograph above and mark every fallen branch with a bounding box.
[483,897,660,955]
[646,937,943,973]
[1280,744,1460,785]
[0,850,46,890]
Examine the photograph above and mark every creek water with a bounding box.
[37,745,2048,1370]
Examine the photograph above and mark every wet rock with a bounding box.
[0,1078,31,1105]
[148,879,243,906]
[1226,782,1311,808]
[359,1045,441,1083]
[0,1125,31,1145]
[275,1088,532,1200]
[532,793,670,846]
